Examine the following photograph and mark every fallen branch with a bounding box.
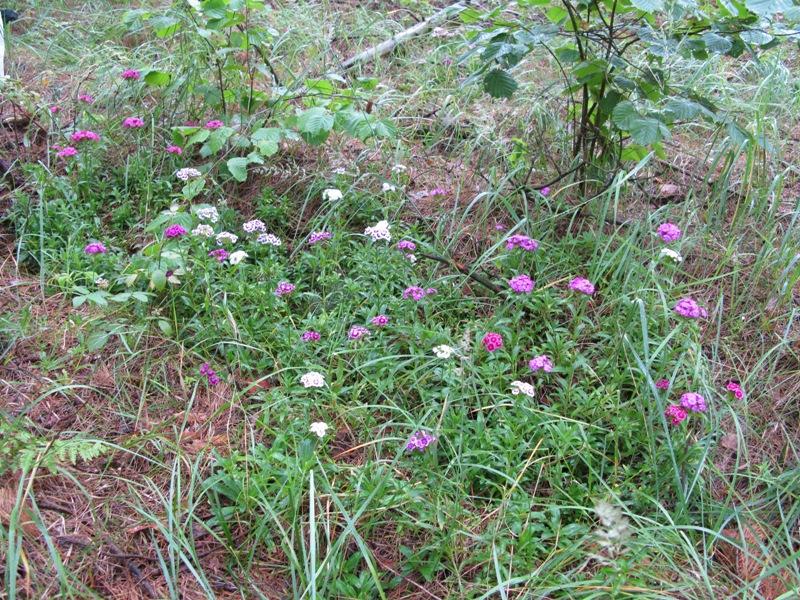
[341,3,468,71]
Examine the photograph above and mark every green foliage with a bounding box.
[0,420,107,475]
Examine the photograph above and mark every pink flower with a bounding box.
[657,222,682,243]
[406,431,436,452]
[482,332,503,352]
[508,274,534,294]
[680,392,707,413]
[205,120,224,130]
[308,231,333,245]
[506,235,539,252]
[57,146,78,158]
[348,325,370,340]
[164,224,187,238]
[494,223,507,231]
[121,69,141,80]
[123,117,145,129]
[403,286,435,301]
[725,381,744,399]
[77,93,95,104]
[275,281,295,297]
[199,362,221,386]
[84,242,107,254]
[301,330,321,342]
[70,130,100,143]
[529,355,553,373]
[540,186,551,196]
[371,315,390,327]
[430,187,448,197]
[569,277,595,296]
[208,248,229,262]
[674,298,707,319]
[655,378,670,390]
[396,240,416,251]
[166,145,183,155]
[50,106,61,114]
[665,404,687,425]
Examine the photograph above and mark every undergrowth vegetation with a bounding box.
[1,0,799,598]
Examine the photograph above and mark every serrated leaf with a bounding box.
[702,32,733,53]
[251,127,282,156]
[631,0,664,11]
[629,117,669,145]
[483,69,518,99]
[297,107,334,145]
[745,0,793,15]
[87,330,110,351]
[227,157,248,182]
[612,101,639,129]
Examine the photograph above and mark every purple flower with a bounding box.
[164,224,188,239]
[508,274,534,294]
[123,117,145,129]
[402,286,426,301]
[84,242,107,255]
[57,146,78,158]
[166,145,183,155]
[70,130,100,143]
[301,330,321,342]
[429,187,448,197]
[494,223,507,231]
[77,93,94,104]
[506,234,539,252]
[568,277,595,296]
[726,381,744,400]
[540,186,550,196]
[674,298,707,319]
[657,222,681,243]
[665,404,687,425]
[208,248,229,262]
[405,431,436,452]
[529,355,554,373]
[348,325,370,340]
[655,378,670,390]
[199,362,221,386]
[371,314,390,327]
[396,240,416,252]
[205,120,224,130]
[308,231,333,245]
[275,281,295,297]
[482,332,503,352]
[679,392,706,413]
[121,69,141,80]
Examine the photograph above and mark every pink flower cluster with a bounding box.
[121,69,141,80]
[674,298,707,319]
[405,431,436,452]
[371,314,390,327]
[84,242,107,255]
[208,248,229,262]
[58,146,78,158]
[206,120,224,130]
[569,277,595,296]
[726,381,744,399]
[506,235,539,252]
[396,240,416,252]
[165,224,187,239]
[166,145,183,155]
[275,281,295,297]
[508,274,534,294]
[482,332,503,352]
[402,286,437,301]
[301,330,321,342]
[78,93,95,104]
[199,362,221,386]
[308,231,333,245]
[123,117,145,129]
[664,404,687,425]
[529,355,553,373]
[348,325,370,340]
[655,378,670,390]
[71,130,100,143]
[665,392,707,426]
[657,222,681,243]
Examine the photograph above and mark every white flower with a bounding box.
[192,224,214,237]
[510,380,535,398]
[391,164,407,173]
[364,220,391,242]
[300,371,325,388]
[197,207,219,223]
[309,422,330,438]
[405,253,417,263]
[229,250,249,265]
[176,167,202,181]
[382,182,397,192]
[332,167,347,175]
[659,248,683,263]
[433,345,455,359]
[168,204,180,215]
[95,277,109,289]
[242,219,266,233]
[256,233,282,246]
[216,231,238,245]
[322,188,343,202]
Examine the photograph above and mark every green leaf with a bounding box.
[297,107,334,145]
[151,270,167,291]
[628,116,669,145]
[227,157,249,182]
[702,32,733,54]
[157,319,173,336]
[251,127,282,156]
[87,330,110,352]
[148,15,181,37]
[182,177,206,201]
[745,0,793,16]
[86,292,109,307]
[144,70,171,87]
[612,101,639,129]
[630,0,664,11]
[186,129,210,147]
[483,69,518,99]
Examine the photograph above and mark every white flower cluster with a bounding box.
[382,182,397,192]
[510,380,535,398]
[322,188,343,202]
[229,250,248,265]
[659,248,683,263]
[242,219,266,233]
[364,220,391,242]
[257,233,282,246]
[197,206,219,223]
[216,231,238,245]
[300,371,325,388]
[309,422,329,438]
[433,345,455,359]
[192,224,214,237]
[176,167,202,181]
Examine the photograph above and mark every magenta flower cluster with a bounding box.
[396,240,416,252]
[84,242,107,255]
[301,330,321,342]
[482,332,503,352]
[308,231,333,245]
[665,392,707,426]
[164,224,187,239]
[726,381,744,399]
[508,274,534,294]
[206,120,224,130]
[166,145,183,155]
[664,404,687,425]
[529,355,554,373]
[275,281,295,297]
[655,378,670,390]
[57,146,78,158]
[199,363,221,386]
[674,297,707,319]
[348,325,370,340]
[569,277,595,296]
[78,93,94,104]
[371,314,390,327]
[208,248,229,262]
[405,431,436,452]
[657,222,681,243]
[121,69,141,80]
[402,286,437,301]
[506,235,539,252]
[71,130,100,143]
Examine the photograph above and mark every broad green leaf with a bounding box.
[144,70,171,87]
[612,101,639,129]
[148,15,181,37]
[483,69,518,98]
[628,116,669,145]
[227,157,249,182]
[745,0,793,16]
[151,270,167,291]
[87,330,110,351]
[702,32,733,53]
[187,129,210,146]
[631,0,664,11]
[297,107,334,145]
[251,127,282,156]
